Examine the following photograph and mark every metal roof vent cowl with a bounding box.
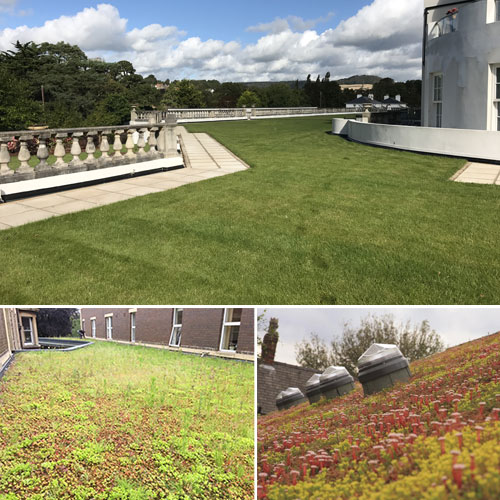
[304,373,322,404]
[276,387,307,411]
[319,366,355,400]
[357,343,411,396]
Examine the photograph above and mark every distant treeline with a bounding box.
[0,41,421,131]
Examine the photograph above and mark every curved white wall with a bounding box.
[332,118,500,161]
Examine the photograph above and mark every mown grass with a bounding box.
[0,341,254,499]
[0,116,499,304]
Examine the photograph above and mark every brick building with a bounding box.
[257,360,320,414]
[80,308,254,360]
[0,308,39,375]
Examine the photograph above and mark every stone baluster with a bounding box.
[112,129,124,165]
[131,106,138,123]
[147,127,158,158]
[125,128,136,160]
[69,132,84,170]
[157,127,165,154]
[137,128,147,160]
[0,136,13,177]
[84,131,97,169]
[34,133,51,175]
[53,133,68,169]
[98,132,111,168]
[15,135,35,179]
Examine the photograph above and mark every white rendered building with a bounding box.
[422,0,500,130]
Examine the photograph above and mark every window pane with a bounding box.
[222,325,239,350]
[175,309,183,325]
[22,317,33,344]
[170,326,182,346]
[227,308,242,323]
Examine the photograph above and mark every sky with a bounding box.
[257,307,500,365]
[0,0,423,81]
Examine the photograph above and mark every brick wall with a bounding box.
[257,361,321,415]
[0,310,9,358]
[180,308,224,350]
[236,308,255,355]
[80,308,254,354]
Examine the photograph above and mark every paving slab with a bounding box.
[0,209,55,227]
[44,200,98,215]
[18,193,76,208]
[453,162,500,184]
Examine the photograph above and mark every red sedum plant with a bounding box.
[258,332,500,499]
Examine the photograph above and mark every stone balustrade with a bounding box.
[0,118,179,184]
[131,107,348,124]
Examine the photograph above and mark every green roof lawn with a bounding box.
[0,116,499,304]
[0,341,254,499]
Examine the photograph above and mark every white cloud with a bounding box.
[0,0,17,10]
[0,1,423,81]
[247,13,335,34]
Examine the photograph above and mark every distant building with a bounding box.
[346,94,384,111]
[80,308,254,360]
[340,83,374,91]
[155,83,167,90]
[422,0,500,129]
[382,95,408,110]
[257,333,320,414]
[0,308,39,374]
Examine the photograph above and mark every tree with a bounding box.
[295,332,335,371]
[212,82,245,107]
[161,79,205,108]
[36,309,79,338]
[237,90,261,107]
[0,67,42,130]
[296,315,444,375]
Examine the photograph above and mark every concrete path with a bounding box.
[453,162,500,185]
[0,128,248,230]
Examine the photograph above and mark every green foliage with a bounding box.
[0,41,162,130]
[237,90,261,108]
[0,342,253,499]
[36,308,79,337]
[0,66,42,130]
[161,80,205,108]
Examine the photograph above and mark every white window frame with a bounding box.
[90,317,96,338]
[21,316,34,346]
[219,308,242,352]
[432,74,443,128]
[105,314,113,340]
[130,311,136,342]
[169,308,183,347]
[490,64,500,131]
[487,0,500,22]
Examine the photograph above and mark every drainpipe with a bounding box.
[16,310,23,349]
[2,308,12,353]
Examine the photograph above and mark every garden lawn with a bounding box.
[0,116,499,304]
[0,341,254,500]
[257,332,500,500]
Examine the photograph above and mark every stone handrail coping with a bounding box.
[0,123,159,139]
